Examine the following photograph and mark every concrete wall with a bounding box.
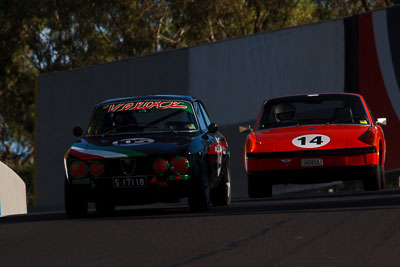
[0,161,27,217]
[188,20,344,195]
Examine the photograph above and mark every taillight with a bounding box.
[89,160,105,177]
[69,160,89,179]
[360,128,377,145]
[170,156,189,175]
[153,158,169,175]
[366,129,376,145]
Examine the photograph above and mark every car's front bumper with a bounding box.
[68,174,191,205]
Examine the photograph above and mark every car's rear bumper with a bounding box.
[246,146,378,172]
[248,165,377,184]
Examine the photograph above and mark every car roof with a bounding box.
[97,95,197,106]
[264,92,363,103]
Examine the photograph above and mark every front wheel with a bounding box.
[188,163,211,211]
[65,178,88,218]
[211,164,231,206]
[363,166,382,191]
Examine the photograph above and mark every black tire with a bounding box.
[248,174,272,198]
[380,165,385,189]
[64,178,88,218]
[95,200,116,216]
[363,166,381,191]
[211,164,231,206]
[188,163,211,211]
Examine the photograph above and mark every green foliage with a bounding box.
[313,0,399,20]
[0,0,396,205]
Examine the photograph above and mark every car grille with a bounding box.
[102,157,153,177]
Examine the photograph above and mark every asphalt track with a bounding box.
[2,189,400,267]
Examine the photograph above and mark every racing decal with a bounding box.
[112,138,154,146]
[71,145,128,159]
[208,142,228,155]
[70,143,147,159]
[208,141,228,176]
[69,160,89,179]
[103,101,193,113]
[292,134,330,148]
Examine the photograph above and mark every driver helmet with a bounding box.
[112,111,133,127]
[274,103,296,122]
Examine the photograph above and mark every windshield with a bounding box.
[87,100,198,135]
[258,94,370,130]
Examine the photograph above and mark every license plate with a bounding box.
[301,158,323,167]
[113,176,147,188]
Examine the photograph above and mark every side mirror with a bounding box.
[376,118,387,126]
[208,123,218,134]
[73,126,83,137]
[239,125,252,134]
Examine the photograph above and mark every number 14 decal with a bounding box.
[292,134,330,148]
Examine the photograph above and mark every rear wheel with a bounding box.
[188,163,211,211]
[380,165,385,189]
[363,166,382,191]
[248,174,272,198]
[65,178,88,218]
[211,164,231,206]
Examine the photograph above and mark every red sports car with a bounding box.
[240,93,387,198]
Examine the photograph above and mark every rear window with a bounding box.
[87,100,198,135]
[258,94,370,130]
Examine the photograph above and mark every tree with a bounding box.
[164,0,317,47]
[313,0,399,20]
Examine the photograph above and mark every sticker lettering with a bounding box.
[112,138,154,146]
[104,101,189,113]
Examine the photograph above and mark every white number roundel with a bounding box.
[292,134,330,148]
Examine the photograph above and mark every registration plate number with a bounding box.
[301,158,323,167]
[113,176,147,188]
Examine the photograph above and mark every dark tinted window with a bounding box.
[194,102,208,131]
[258,94,369,130]
[87,100,198,134]
[199,102,211,126]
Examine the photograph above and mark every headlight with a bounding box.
[89,160,105,177]
[170,156,189,175]
[69,160,89,179]
[153,158,169,175]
